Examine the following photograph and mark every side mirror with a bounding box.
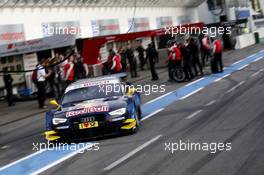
[49,100,59,108]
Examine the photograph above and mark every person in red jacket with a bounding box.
[64,56,75,86]
[212,38,223,73]
[202,34,211,66]
[167,42,182,81]
[111,50,122,74]
[97,55,104,75]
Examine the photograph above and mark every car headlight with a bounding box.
[52,118,67,125]
[109,108,126,116]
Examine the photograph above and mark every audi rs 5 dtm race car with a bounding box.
[45,75,142,142]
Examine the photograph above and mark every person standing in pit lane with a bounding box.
[119,46,127,72]
[96,55,104,76]
[167,41,182,81]
[202,34,211,67]
[104,49,116,75]
[57,53,67,96]
[136,41,146,71]
[126,43,138,78]
[111,49,122,74]
[36,59,51,109]
[52,53,63,99]
[74,54,87,80]
[46,60,57,99]
[3,67,15,107]
[146,43,159,81]
[212,37,224,73]
[64,55,75,86]
[53,62,62,101]
[189,37,204,76]
[180,39,194,81]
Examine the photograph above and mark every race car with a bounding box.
[44,75,142,142]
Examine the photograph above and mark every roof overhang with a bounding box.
[0,0,206,8]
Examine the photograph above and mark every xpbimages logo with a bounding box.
[99,83,166,96]
[164,24,232,37]
[32,141,100,154]
[164,140,232,154]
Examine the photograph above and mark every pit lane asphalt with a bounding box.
[1,44,264,175]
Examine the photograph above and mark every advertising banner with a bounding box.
[0,24,25,46]
[176,16,192,25]
[128,18,150,32]
[0,34,75,57]
[91,19,120,37]
[156,16,173,29]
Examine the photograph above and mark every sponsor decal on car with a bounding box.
[65,79,119,93]
[66,104,109,117]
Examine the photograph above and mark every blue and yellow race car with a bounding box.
[45,75,142,142]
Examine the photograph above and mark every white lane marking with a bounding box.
[253,56,263,62]
[145,92,172,104]
[205,100,216,107]
[141,108,164,121]
[250,68,264,78]
[250,71,261,77]
[214,74,230,82]
[0,145,10,150]
[184,77,205,87]
[226,81,245,94]
[238,64,249,70]
[180,87,204,100]
[232,59,243,65]
[0,149,46,171]
[30,144,94,175]
[104,135,162,171]
[185,110,203,119]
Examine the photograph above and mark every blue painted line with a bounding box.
[0,143,94,175]
[0,50,264,175]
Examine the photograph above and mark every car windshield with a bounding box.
[61,83,123,105]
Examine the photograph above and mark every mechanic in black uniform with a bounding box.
[119,46,127,72]
[3,67,15,107]
[180,39,194,81]
[136,41,146,71]
[126,43,138,78]
[189,37,204,76]
[74,55,86,79]
[146,43,159,81]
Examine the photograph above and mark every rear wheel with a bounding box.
[172,67,185,82]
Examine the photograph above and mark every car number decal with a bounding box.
[79,121,99,129]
